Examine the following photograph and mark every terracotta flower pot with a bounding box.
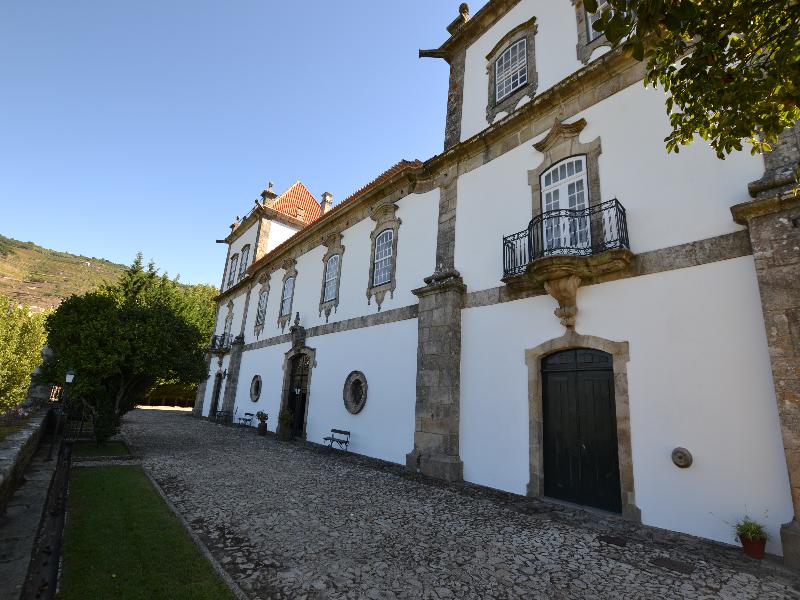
[739,536,766,559]
[257,423,267,436]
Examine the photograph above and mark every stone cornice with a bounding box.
[731,190,800,225]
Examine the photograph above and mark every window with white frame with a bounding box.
[540,156,590,252]
[280,276,295,317]
[254,285,268,329]
[238,245,250,281]
[586,0,608,41]
[226,254,239,288]
[495,38,527,103]
[322,255,340,302]
[372,230,394,287]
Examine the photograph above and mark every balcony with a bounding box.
[503,199,632,280]
[209,333,232,354]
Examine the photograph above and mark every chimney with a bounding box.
[321,192,334,215]
[260,181,278,206]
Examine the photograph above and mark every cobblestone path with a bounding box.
[123,409,800,600]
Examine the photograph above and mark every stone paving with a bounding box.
[123,409,800,600]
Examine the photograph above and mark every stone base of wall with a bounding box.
[405,451,464,482]
[0,408,50,515]
[781,520,800,569]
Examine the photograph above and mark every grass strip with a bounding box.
[72,441,131,457]
[61,465,235,600]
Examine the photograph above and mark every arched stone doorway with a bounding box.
[208,372,223,418]
[279,344,316,440]
[526,331,640,521]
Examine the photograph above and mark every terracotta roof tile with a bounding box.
[271,181,321,225]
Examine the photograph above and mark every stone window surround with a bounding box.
[485,17,538,125]
[367,201,402,310]
[573,0,613,65]
[278,344,316,440]
[529,118,603,247]
[238,244,251,282]
[277,258,297,331]
[253,273,270,338]
[318,232,345,322]
[226,254,239,289]
[525,331,640,522]
[343,370,368,415]
[223,300,234,337]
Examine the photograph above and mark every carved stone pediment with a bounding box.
[533,118,587,153]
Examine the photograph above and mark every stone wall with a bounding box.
[0,409,49,515]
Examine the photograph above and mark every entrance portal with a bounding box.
[287,353,311,437]
[209,373,223,418]
[542,348,621,513]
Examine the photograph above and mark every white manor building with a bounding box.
[194,0,800,565]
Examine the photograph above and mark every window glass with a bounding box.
[540,156,590,251]
[255,286,268,328]
[238,245,250,281]
[323,255,340,302]
[280,277,295,316]
[227,255,239,288]
[586,0,608,41]
[495,38,527,102]
[373,230,393,287]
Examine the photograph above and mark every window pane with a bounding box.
[495,39,527,102]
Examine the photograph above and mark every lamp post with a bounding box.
[47,368,75,461]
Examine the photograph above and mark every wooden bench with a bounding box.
[323,429,350,451]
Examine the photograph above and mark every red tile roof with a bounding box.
[271,181,321,225]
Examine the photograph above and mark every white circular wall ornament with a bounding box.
[343,371,368,415]
[250,375,262,402]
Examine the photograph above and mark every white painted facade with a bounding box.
[197,0,793,557]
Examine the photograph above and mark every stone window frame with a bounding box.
[528,118,605,251]
[223,300,234,337]
[318,232,345,322]
[277,258,297,332]
[253,273,270,338]
[343,370,368,415]
[226,254,239,289]
[237,244,251,282]
[366,200,401,310]
[573,0,613,65]
[249,374,262,402]
[485,17,538,124]
[525,331,640,522]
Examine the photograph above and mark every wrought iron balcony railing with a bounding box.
[502,199,630,278]
[210,333,232,352]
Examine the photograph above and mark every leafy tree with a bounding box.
[585,0,800,160]
[41,255,214,442]
[0,294,47,412]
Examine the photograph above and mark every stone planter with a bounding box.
[740,536,766,559]
[257,423,267,436]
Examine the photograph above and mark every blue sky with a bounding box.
[0,1,486,285]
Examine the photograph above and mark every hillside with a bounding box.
[0,235,128,312]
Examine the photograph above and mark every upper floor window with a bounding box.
[238,245,250,281]
[495,38,527,103]
[254,285,268,330]
[280,276,295,317]
[540,156,590,252]
[223,301,234,336]
[322,255,340,302]
[372,230,394,287]
[226,254,239,288]
[586,0,608,41]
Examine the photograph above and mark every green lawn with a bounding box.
[71,440,131,457]
[61,466,235,600]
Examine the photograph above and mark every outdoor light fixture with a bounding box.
[65,368,75,384]
[294,388,302,396]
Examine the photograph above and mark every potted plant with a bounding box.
[256,411,268,436]
[735,516,768,559]
[278,409,294,441]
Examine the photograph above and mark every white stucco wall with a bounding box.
[455,81,764,292]
[461,0,582,141]
[240,189,440,343]
[460,256,793,554]
[233,319,418,464]
[266,220,299,254]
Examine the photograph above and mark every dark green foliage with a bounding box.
[585,0,800,161]
[40,254,215,443]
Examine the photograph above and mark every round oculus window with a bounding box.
[250,375,262,402]
[343,371,367,414]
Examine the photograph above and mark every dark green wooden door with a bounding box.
[542,349,621,513]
